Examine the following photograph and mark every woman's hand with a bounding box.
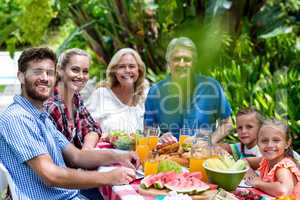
[116,151,140,169]
[160,132,177,144]
[99,132,110,142]
[106,167,136,185]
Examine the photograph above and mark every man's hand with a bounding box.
[160,132,177,144]
[105,167,136,185]
[116,151,140,169]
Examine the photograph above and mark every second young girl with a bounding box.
[245,120,300,197]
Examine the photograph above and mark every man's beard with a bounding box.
[24,78,50,101]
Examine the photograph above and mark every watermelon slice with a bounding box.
[154,180,164,189]
[141,172,210,194]
[141,173,163,188]
[164,173,210,194]
[182,172,202,180]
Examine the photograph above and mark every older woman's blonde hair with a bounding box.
[100,48,146,105]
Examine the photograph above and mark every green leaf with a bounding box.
[258,26,293,39]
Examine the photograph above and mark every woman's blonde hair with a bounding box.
[101,48,146,105]
[56,48,91,83]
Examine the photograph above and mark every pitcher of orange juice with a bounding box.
[189,128,218,182]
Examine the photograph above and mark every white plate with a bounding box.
[238,179,252,188]
[97,166,144,179]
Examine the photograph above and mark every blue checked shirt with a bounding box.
[0,95,84,200]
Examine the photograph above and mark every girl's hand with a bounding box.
[245,176,261,187]
[244,168,260,187]
[160,132,177,144]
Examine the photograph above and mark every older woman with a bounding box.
[144,37,232,143]
[44,48,101,150]
[86,48,147,134]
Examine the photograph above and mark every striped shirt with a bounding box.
[0,95,83,200]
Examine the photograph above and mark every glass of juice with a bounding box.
[136,144,150,163]
[179,127,193,146]
[135,132,151,163]
[144,159,159,176]
[145,126,159,151]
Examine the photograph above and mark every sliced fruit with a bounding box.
[206,158,228,170]
[141,173,163,188]
[158,160,182,173]
[220,155,236,168]
[229,159,247,170]
[153,181,164,189]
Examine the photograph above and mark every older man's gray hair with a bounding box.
[165,37,197,65]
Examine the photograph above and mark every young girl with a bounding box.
[245,120,300,197]
[221,107,264,160]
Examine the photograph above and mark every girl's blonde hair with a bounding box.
[100,48,146,105]
[56,48,91,83]
[259,119,294,158]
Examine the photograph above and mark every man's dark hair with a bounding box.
[18,47,57,72]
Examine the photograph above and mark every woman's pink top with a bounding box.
[258,157,300,197]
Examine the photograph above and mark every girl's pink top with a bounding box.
[258,157,300,197]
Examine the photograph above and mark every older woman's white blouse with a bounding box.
[86,87,145,134]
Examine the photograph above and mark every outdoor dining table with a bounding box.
[96,142,275,200]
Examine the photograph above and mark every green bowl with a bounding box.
[203,161,249,191]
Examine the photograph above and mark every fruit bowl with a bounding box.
[110,131,135,150]
[203,160,249,191]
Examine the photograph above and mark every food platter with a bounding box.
[138,186,217,200]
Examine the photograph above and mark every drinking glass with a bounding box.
[144,159,159,176]
[135,131,150,163]
[145,126,159,151]
[179,127,193,146]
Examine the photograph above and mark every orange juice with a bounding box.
[136,144,150,163]
[144,160,159,176]
[148,136,159,150]
[138,137,148,145]
[179,135,189,145]
[189,157,208,182]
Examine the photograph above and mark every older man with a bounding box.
[144,37,232,143]
[0,47,138,200]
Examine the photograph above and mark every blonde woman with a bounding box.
[45,48,101,150]
[86,48,147,134]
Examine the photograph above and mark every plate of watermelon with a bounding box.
[138,172,217,200]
